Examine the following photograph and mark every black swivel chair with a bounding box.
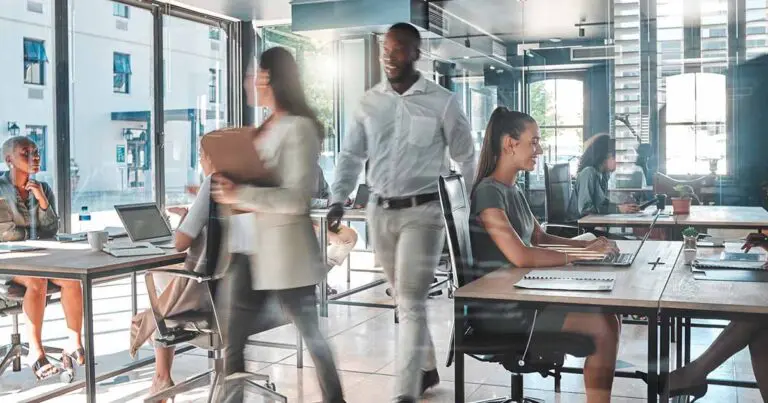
[438,174,595,403]
[542,163,581,238]
[0,281,66,380]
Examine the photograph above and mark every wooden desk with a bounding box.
[0,240,185,403]
[675,205,768,230]
[658,245,768,400]
[453,240,683,403]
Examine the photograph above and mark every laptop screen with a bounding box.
[115,204,172,242]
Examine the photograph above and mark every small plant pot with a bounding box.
[671,197,691,215]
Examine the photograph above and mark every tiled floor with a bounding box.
[0,252,764,402]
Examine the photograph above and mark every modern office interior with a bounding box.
[1,0,768,402]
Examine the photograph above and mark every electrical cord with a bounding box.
[519,309,538,367]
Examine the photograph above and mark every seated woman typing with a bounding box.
[0,136,83,380]
[569,133,639,219]
[469,109,621,403]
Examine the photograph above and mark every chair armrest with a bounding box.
[146,268,213,283]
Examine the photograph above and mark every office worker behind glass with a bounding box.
[568,133,639,220]
[469,109,620,403]
[212,46,344,403]
[0,136,84,381]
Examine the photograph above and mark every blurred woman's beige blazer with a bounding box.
[235,115,324,290]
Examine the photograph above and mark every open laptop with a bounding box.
[114,203,175,249]
[574,211,660,267]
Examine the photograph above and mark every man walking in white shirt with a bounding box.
[327,22,476,403]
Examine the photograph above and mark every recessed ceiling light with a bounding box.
[550,38,562,43]
[463,56,470,59]
[497,69,503,73]
[489,65,495,70]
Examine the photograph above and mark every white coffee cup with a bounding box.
[87,231,109,251]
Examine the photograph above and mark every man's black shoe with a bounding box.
[394,397,416,403]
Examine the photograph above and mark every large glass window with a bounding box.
[528,78,584,186]
[259,26,337,174]
[664,72,727,175]
[163,15,228,208]
[1,2,58,213]
[70,0,155,231]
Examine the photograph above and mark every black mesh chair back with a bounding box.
[544,163,572,224]
[438,174,474,289]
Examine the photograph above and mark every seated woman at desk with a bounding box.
[130,147,222,400]
[0,136,84,380]
[568,133,639,219]
[660,233,768,401]
[469,108,622,403]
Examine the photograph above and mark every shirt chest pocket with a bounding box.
[408,116,438,147]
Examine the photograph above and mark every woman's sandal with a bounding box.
[32,356,61,381]
[60,348,85,383]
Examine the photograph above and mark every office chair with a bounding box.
[144,198,287,403]
[141,268,287,403]
[438,174,595,403]
[0,281,66,380]
[543,163,581,238]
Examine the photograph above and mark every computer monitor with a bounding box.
[114,203,173,244]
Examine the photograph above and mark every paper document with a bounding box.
[514,270,615,291]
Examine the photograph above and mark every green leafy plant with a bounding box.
[681,226,698,238]
[674,184,701,204]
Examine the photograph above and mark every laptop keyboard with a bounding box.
[600,253,633,265]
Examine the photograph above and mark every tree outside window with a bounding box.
[528,78,584,186]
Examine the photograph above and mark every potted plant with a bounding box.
[681,227,699,264]
[671,185,700,215]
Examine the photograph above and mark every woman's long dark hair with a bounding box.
[258,46,324,139]
[471,107,537,196]
[577,133,615,173]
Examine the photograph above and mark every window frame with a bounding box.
[525,74,587,188]
[113,52,132,94]
[25,125,47,172]
[112,2,130,19]
[23,38,47,86]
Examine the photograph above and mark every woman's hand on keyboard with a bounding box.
[586,237,620,257]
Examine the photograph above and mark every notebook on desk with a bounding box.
[692,259,766,271]
[514,270,616,291]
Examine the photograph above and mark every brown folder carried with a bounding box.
[201,127,276,187]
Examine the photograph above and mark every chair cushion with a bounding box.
[0,281,62,301]
[164,310,212,332]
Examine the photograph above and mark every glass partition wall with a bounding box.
[63,0,236,232]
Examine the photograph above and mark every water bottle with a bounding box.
[78,206,91,232]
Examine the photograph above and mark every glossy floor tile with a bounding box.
[0,253,764,402]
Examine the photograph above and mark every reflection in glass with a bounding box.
[163,15,228,209]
